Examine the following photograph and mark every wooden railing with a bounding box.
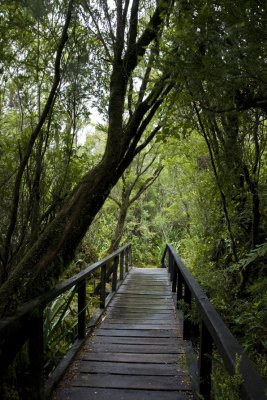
[162,244,267,400]
[0,243,132,400]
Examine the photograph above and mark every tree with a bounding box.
[165,0,267,264]
[0,0,174,316]
[108,144,163,253]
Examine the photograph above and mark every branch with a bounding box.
[137,53,153,104]
[122,0,131,32]
[127,0,140,51]
[108,194,122,208]
[133,125,161,156]
[88,6,112,62]
[124,0,173,75]
[129,151,159,193]
[115,0,124,58]
[102,0,116,46]
[128,74,134,118]
[129,166,163,205]
[133,79,175,145]
[124,73,172,149]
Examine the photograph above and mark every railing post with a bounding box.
[78,279,87,339]
[100,263,107,308]
[177,270,183,303]
[161,247,166,268]
[199,320,213,400]
[129,244,132,267]
[29,307,44,400]
[120,251,124,280]
[172,259,177,293]
[125,248,129,273]
[168,251,174,281]
[183,283,192,340]
[112,256,119,292]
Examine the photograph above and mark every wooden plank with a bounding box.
[84,343,183,354]
[80,352,181,363]
[92,336,182,345]
[54,387,193,400]
[103,317,176,323]
[123,284,170,287]
[124,276,169,278]
[117,290,171,295]
[106,312,176,321]
[78,361,184,375]
[112,301,173,307]
[107,305,173,310]
[112,304,173,309]
[122,282,170,285]
[95,328,181,337]
[107,310,175,315]
[100,323,178,330]
[113,296,173,302]
[104,318,176,324]
[112,299,173,304]
[120,284,170,288]
[112,303,173,308]
[71,373,190,391]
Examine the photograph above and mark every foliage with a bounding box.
[43,287,77,373]
[211,353,243,400]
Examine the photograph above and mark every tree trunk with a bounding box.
[109,202,129,254]
[0,159,115,315]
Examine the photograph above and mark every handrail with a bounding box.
[0,243,132,400]
[162,244,267,400]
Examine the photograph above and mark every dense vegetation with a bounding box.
[0,0,266,398]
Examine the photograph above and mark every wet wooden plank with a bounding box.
[71,373,190,390]
[112,302,173,307]
[107,309,175,315]
[78,361,183,375]
[95,328,182,337]
[106,314,175,320]
[107,304,173,310]
[117,290,171,295]
[100,323,178,330]
[54,387,193,400]
[105,315,176,328]
[80,352,182,363]
[104,318,175,324]
[85,343,183,354]
[92,336,183,345]
[123,284,170,288]
[114,293,173,306]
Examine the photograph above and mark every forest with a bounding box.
[0,0,266,398]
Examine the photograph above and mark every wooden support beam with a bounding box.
[78,279,87,339]
[112,256,119,292]
[28,308,44,400]
[100,264,107,309]
[199,320,213,399]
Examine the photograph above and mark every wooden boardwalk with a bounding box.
[53,268,194,400]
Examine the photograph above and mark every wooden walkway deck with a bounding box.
[53,268,194,400]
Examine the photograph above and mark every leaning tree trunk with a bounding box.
[0,157,123,315]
